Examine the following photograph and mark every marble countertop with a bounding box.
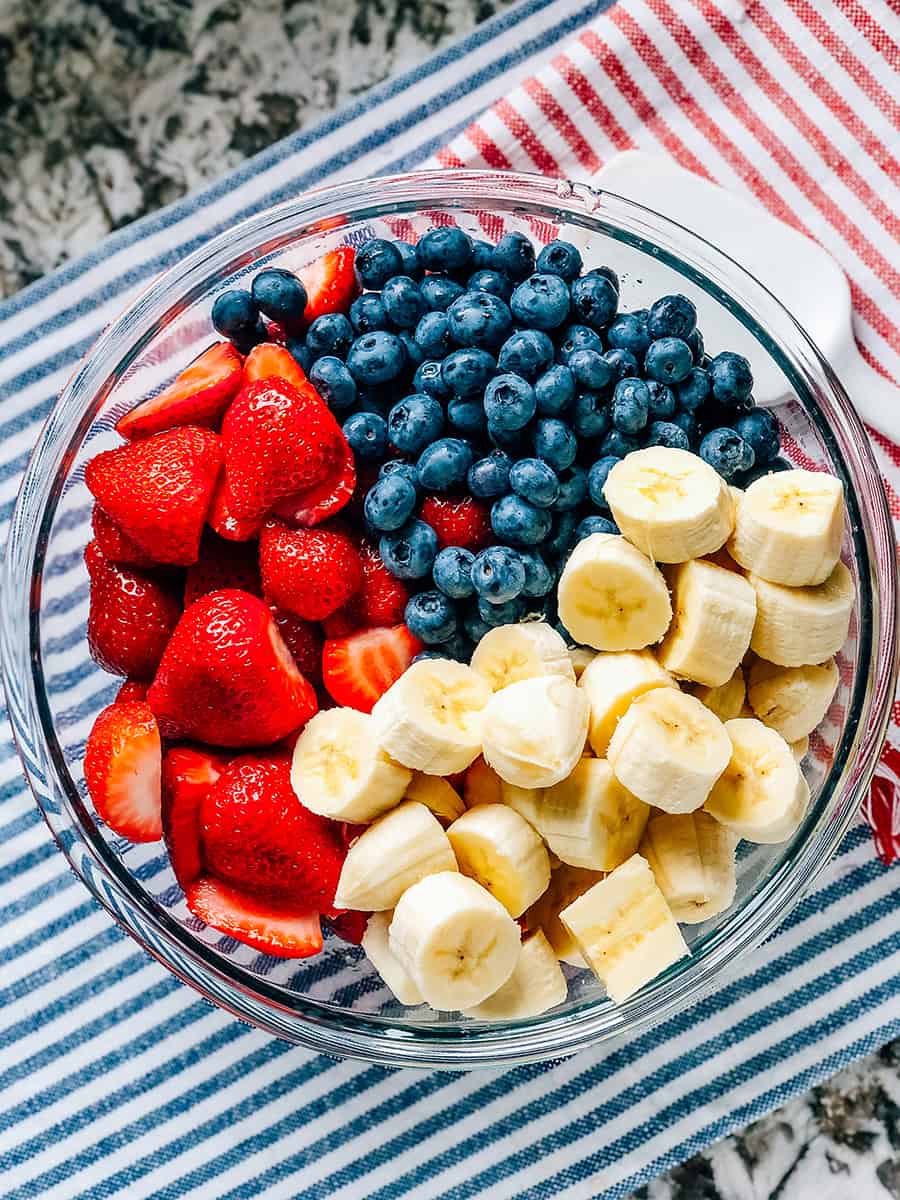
[1,2,898,1196]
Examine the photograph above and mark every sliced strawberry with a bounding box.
[162,745,228,889]
[186,876,323,959]
[259,519,363,622]
[273,436,356,528]
[84,701,162,842]
[183,532,261,607]
[208,474,263,542]
[242,342,308,391]
[116,343,243,440]
[116,680,149,703]
[419,496,492,551]
[91,505,156,568]
[325,909,369,945]
[300,247,360,325]
[322,624,422,713]
[271,608,323,683]
[357,542,411,626]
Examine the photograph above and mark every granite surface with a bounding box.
[1,2,898,1196]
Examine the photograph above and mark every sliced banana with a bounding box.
[690,666,747,723]
[603,446,735,563]
[389,871,521,1011]
[560,853,689,1003]
[607,688,731,814]
[470,621,575,691]
[557,534,672,652]
[481,675,589,788]
[541,757,649,872]
[463,930,567,1020]
[746,657,839,742]
[729,469,844,586]
[332,801,457,911]
[579,650,677,757]
[705,717,810,842]
[640,811,737,924]
[372,658,492,775]
[656,559,757,687]
[748,561,853,667]
[405,771,465,823]
[361,911,424,1005]
[569,646,596,680]
[500,779,544,828]
[463,756,504,808]
[790,734,809,762]
[526,863,604,966]
[446,803,551,918]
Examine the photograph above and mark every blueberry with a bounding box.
[488,426,530,456]
[612,377,651,434]
[709,351,754,404]
[606,312,650,357]
[646,293,697,341]
[420,275,466,312]
[518,551,555,597]
[568,348,613,392]
[354,387,392,415]
[510,273,571,331]
[644,337,693,385]
[491,232,536,282]
[484,373,537,433]
[544,511,579,558]
[387,393,444,455]
[686,327,705,363]
[404,590,458,644]
[467,269,513,300]
[212,289,259,340]
[602,347,639,381]
[447,397,487,437]
[398,332,423,370]
[497,329,555,380]
[418,226,473,273]
[309,356,357,412]
[379,459,420,491]
[670,410,698,444]
[739,455,791,486]
[576,515,618,540]
[468,450,513,499]
[478,595,528,626]
[570,273,618,330]
[447,291,513,350]
[442,347,497,398]
[588,264,620,293]
[644,420,690,450]
[490,494,553,547]
[470,238,495,271]
[413,359,452,400]
[433,546,476,599]
[442,631,476,663]
[534,417,577,472]
[572,391,611,439]
[699,427,755,480]
[552,464,588,511]
[286,337,313,375]
[355,239,404,289]
[536,239,582,282]
[557,324,603,365]
[417,438,474,492]
[342,411,388,461]
[346,331,408,385]
[471,545,527,603]
[463,612,493,642]
[509,458,559,508]
[587,456,619,508]
[599,429,639,458]
[250,268,307,324]
[364,474,418,532]
[734,408,780,465]
[677,367,711,412]
[379,520,438,580]
[350,293,390,334]
[232,317,268,354]
[306,312,354,360]
[647,380,677,419]
[534,365,576,416]
[394,240,423,280]
[377,276,423,329]
[412,650,447,663]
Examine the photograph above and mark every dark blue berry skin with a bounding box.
[644,337,694,385]
[287,338,313,375]
[489,427,530,456]
[398,332,423,370]
[231,317,267,354]
[420,275,466,312]
[356,239,404,289]
[350,293,390,334]
[306,312,354,360]
[552,464,588,511]
[602,348,640,382]
[606,313,651,357]
[470,239,495,271]
[212,290,259,340]
[354,388,392,416]
[644,420,691,450]
[418,227,473,273]
[343,411,388,461]
[497,330,555,380]
[471,545,527,603]
[447,398,488,437]
[379,520,439,580]
[612,377,651,434]
[709,351,754,405]
[588,265,620,294]
[734,408,780,465]
[251,269,307,323]
[677,366,712,411]
[467,269,513,300]
[510,458,560,509]
[346,331,408,385]
[576,515,618,540]
[412,650,447,663]
[414,359,452,401]
[433,546,476,599]
[394,240,423,280]
[442,632,476,663]
[671,410,698,444]
[416,438,475,492]
[739,455,791,487]
[478,595,528,626]
[647,294,697,340]
[647,380,677,419]
[570,273,619,330]
[380,459,420,492]
[599,429,640,458]
[534,365,576,416]
[309,356,357,412]
[519,551,555,597]
[491,232,536,282]
[572,391,611,439]
[463,610,493,642]
[364,474,418,532]
[410,314,451,360]
[442,348,497,399]
[544,511,579,559]
[686,327,705,362]
[484,374,537,433]
[381,276,426,329]
[405,590,458,644]
[447,292,513,350]
[468,450,513,499]
[587,456,620,508]
[699,427,755,480]
[557,324,603,365]
[534,418,578,472]
[510,274,571,331]
[387,394,445,455]
[490,495,553,547]
[536,239,582,282]
[568,348,614,392]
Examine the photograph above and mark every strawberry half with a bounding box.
[162,745,228,889]
[242,342,308,391]
[322,624,422,713]
[419,496,492,551]
[116,680,149,703]
[325,909,369,945]
[260,519,363,622]
[183,532,261,607]
[116,343,243,440]
[186,876,323,959]
[274,435,356,528]
[91,505,155,568]
[208,474,263,542]
[84,701,162,842]
[300,247,360,325]
[322,541,411,635]
[271,608,323,684]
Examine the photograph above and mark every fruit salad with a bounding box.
[80,226,852,1019]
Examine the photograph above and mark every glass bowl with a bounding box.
[2,170,896,1069]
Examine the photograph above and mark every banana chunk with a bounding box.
[690,666,747,722]
[657,559,757,687]
[748,561,853,667]
[372,658,492,775]
[640,811,737,924]
[579,650,677,756]
[560,854,689,1003]
[463,930,567,1020]
[482,675,589,789]
[463,756,504,808]
[747,657,839,742]
[405,772,466,823]
[447,804,550,918]
[291,708,412,824]
[389,872,521,1011]
[557,534,672,652]
[705,717,810,842]
[729,469,844,586]
[362,911,424,1006]
[470,621,575,691]
[607,689,731,814]
[541,757,649,872]
[526,863,604,966]
[333,801,457,911]
[500,779,544,828]
[604,446,735,563]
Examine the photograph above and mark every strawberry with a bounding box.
[242,342,308,391]
[85,426,222,566]
[259,519,363,622]
[147,589,318,747]
[116,343,243,440]
[322,624,422,713]
[185,876,323,958]
[85,541,182,679]
[221,378,344,522]
[266,321,288,344]
[300,247,360,325]
[322,542,411,635]
[116,680,149,703]
[273,436,356,528]
[91,505,155,568]
[183,532,261,607]
[325,909,369,945]
[199,753,344,909]
[161,745,228,889]
[84,701,162,842]
[419,495,492,551]
[271,608,323,683]
[208,474,263,542]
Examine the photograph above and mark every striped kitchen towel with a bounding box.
[0,0,898,1197]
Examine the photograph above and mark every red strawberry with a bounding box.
[199,753,344,909]
[161,745,228,888]
[85,541,182,679]
[91,505,155,568]
[185,876,323,958]
[271,608,323,684]
[84,701,162,842]
[147,589,318,747]
[357,542,411,626]
[221,378,344,522]
[266,321,288,344]
[300,247,360,324]
[116,679,149,703]
[116,343,243,440]
[273,436,356,528]
[208,475,263,542]
[85,426,222,566]
[322,624,422,713]
[183,532,261,607]
[259,519,363,622]
[326,909,369,945]
[419,496,492,550]
[242,342,308,391]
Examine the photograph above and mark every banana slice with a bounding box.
[372,658,492,775]
[405,772,465,823]
[640,811,737,923]
[560,853,689,1003]
[579,650,677,757]
[463,930,567,1019]
[557,534,672,652]
[569,646,596,679]
[690,666,746,723]
[481,675,589,788]
[705,717,810,842]
[607,689,731,814]
[389,872,521,1011]
[463,756,504,808]
[746,657,839,742]
[656,559,757,687]
[729,469,844,586]
[526,863,604,966]
[790,734,809,762]
[361,911,424,1005]
[603,446,735,563]
[500,779,544,828]
[541,757,649,872]
[446,803,551,917]
[333,801,457,911]
[470,621,575,691]
[748,561,853,667]
[291,708,412,823]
